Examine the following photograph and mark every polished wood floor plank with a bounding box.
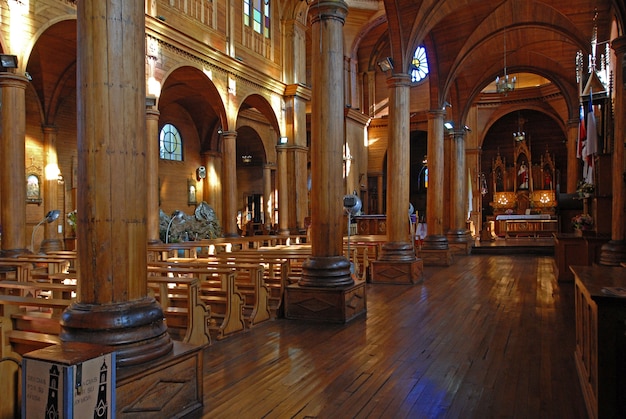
[199,254,587,418]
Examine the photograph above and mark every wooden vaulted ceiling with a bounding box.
[368,0,619,115]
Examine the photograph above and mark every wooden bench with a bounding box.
[160,258,272,326]
[0,279,74,355]
[147,275,211,346]
[147,265,245,340]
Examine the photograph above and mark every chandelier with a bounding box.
[495,27,516,94]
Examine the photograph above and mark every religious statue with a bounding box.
[518,162,529,189]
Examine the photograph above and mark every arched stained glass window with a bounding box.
[410,45,429,83]
[159,123,183,161]
[244,0,271,38]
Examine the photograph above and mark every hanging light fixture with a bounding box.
[495,25,516,94]
[513,112,526,142]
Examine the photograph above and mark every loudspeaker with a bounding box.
[196,166,206,180]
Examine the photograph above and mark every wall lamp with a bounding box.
[377,57,394,72]
[31,209,60,253]
[0,54,18,71]
[443,121,454,130]
[165,210,184,243]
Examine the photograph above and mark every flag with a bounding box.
[584,95,598,161]
[576,104,585,159]
[583,93,597,184]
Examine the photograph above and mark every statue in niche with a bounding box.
[518,161,529,189]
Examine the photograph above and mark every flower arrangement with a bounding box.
[571,213,593,230]
[67,210,77,235]
[576,181,594,198]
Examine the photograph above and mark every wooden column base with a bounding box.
[38,238,64,254]
[116,341,203,418]
[285,280,366,323]
[446,230,472,255]
[370,259,424,284]
[599,240,626,266]
[417,249,454,266]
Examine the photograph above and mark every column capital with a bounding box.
[386,73,411,88]
[428,109,445,119]
[221,130,238,138]
[308,0,348,25]
[42,124,59,135]
[145,108,160,119]
[284,83,312,100]
[611,36,626,55]
[0,72,29,89]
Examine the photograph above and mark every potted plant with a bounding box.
[67,210,77,237]
[575,181,594,199]
[571,213,593,235]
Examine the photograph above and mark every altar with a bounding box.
[495,214,558,238]
[488,115,558,236]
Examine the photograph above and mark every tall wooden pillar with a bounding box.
[600,36,626,265]
[0,73,28,256]
[263,163,275,230]
[446,129,471,255]
[60,0,172,367]
[202,151,222,222]
[276,144,290,235]
[419,110,452,265]
[283,17,311,234]
[566,118,580,193]
[40,125,63,253]
[371,74,423,283]
[285,0,365,323]
[146,106,161,244]
[222,130,239,237]
[377,174,384,213]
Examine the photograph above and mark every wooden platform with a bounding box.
[199,254,586,418]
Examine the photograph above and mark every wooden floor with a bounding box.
[199,254,587,418]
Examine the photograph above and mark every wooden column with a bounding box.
[0,73,28,256]
[286,0,365,323]
[221,130,239,237]
[276,144,290,235]
[418,110,452,265]
[146,106,161,244]
[566,118,580,193]
[600,36,626,265]
[446,129,471,254]
[263,163,275,230]
[423,110,448,248]
[301,0,350,286]
[371,74,422,283]
[60,0,172,367]
[40,125,63,253]
[377,174,384,213]
[202,151,222,221]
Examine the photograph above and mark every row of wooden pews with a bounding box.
[0,254,77,358]
[0,234,384,358]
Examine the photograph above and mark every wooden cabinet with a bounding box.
[553,235,610,282]
[571,266,626,419]
[354,215,386,235]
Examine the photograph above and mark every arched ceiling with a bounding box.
[355,0,617,114]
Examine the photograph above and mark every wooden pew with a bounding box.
[147,276,211,346]
[0,280,73,355]
[147,265,245,340]
[149,260,271,327]
[209,255,289,318]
